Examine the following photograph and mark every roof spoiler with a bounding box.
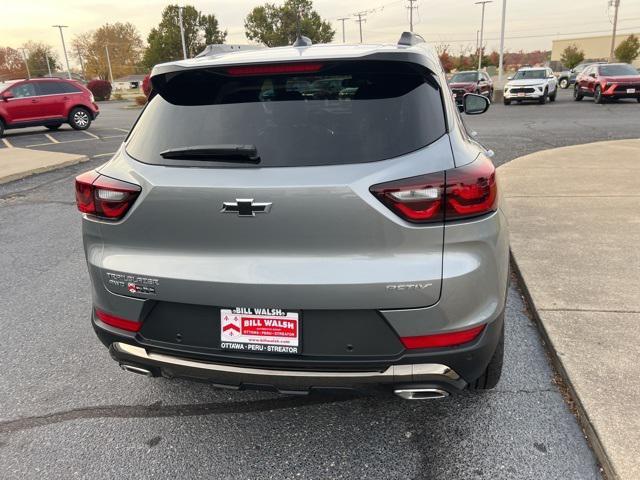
[398,32,425,46]
[195,44,265,58]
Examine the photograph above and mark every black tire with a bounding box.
[559,78,569,89]
[594,86,604,104]
[69,107,92,130]
[46,124,62,131]
[503,98,511,105]
[573,85,583,101]
[538,88,548,104]
[549,87,557,102]
[488,88,494,102]
[469,320,504,390]
[0,119,4,138]
[637,97,640,103]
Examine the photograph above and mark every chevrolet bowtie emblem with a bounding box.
[221,199,272,217]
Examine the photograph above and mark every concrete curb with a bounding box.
[0,150,89,185]
[510,253,612,479]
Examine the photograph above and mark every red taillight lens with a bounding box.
[369,156,497,223]
[445,157,497,220]
[95,309,142,332]
[400,324,485,349]
[370,172,445,223]
[226,63,323,76]
[75,171,141,220]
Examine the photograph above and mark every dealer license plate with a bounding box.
[627,88,636,94]
[220,308,300,355]
[517,92,525,97]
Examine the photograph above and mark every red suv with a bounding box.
[0,78,99,136]
[574,63,640,103]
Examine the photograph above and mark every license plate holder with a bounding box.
[627,88,636,94]
[220,308,300,355]
[517,92,525,97]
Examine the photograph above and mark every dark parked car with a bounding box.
[574,63,640,103]
[557,62,607,89]
[0,78,99,136]
[448,71,493,104]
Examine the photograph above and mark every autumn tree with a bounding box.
[436,44,454,73]
[245,0,334,47]
[21,41,61,77]
[73,22,144,81]
[560,44,585,69]
[143,5,227,67]
[0,47,26,80]
[615,34,640,64]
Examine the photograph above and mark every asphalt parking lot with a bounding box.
[0,89,638,479]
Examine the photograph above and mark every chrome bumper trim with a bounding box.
[112,342,461,386]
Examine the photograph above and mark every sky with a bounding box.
[3,0,640,67]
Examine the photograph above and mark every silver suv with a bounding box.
[76,33,509,400]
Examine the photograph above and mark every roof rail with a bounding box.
[398,31,425,46]
[293,35,312,47]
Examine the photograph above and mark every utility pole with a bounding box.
[407,0,418,32]
[354,12,367,43]
[178,6,188,59]
[18,48,30,79]
[475,1,492,71]
[498,0,507,83]
[46,55,52,77]
[609,0,620,61]
[337,17,349,43]
[105,45,114,84]
[53,25,72,79]
[76,46,86,80]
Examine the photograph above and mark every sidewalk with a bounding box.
[0,148,87,184]
[499,139,640,480]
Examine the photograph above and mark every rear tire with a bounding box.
[573,85,583,101]
[69,107,92,130]
[559,78,569,89]
[594,86,603,104]
[469,320,504,390]
[46,124,62,131]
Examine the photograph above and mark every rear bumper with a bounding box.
[96,309,504,395]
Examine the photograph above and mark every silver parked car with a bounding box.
[76,33,509,400]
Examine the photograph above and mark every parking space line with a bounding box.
[113,128,129,133]
[92,152,117,158]
[44,134,60,144]
[83,131,100,139]
[2,138,13,148]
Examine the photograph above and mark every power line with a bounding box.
[609,0,621,61]
[407,0,418,32]
[337,17,349,43]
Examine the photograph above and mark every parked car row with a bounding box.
[0,78,99,137]
[574,63,640,103]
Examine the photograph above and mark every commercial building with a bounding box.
[551,33,640,68]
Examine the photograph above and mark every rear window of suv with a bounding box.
[126,60,446,167]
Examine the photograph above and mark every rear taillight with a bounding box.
[75,171,141,220]
[370,156,497,223]
[400,324,485,349]
[95,309,141,332]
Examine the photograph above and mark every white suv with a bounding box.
[503,67,557,105]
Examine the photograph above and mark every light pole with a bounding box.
[105,45,114,84]
[53,25,72,79]
[337,17,349,43]
[498,0,507,82]
[18,48,30,79]
[609,0,621,61]
[475,1,492,71]
[46,55,52,77]
[178,6,188,59]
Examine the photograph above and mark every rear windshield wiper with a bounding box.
[159,145,260,163]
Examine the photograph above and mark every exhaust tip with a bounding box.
[120,364,153,377]
[394,388,450,400]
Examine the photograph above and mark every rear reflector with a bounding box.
[401,324,485,349]
[226,63,323,76]
[75,171,141,220]
[95,309,142,332]
[370,156,497,224]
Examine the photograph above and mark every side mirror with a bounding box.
[1,91,14,101]
[589,73,596,78]
[570,69,575,74]
[507,76,513,81]
[463,93,490,115]
[549,74,555,79]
